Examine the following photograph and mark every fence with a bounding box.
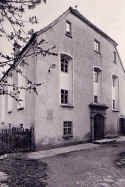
[0,127,35,152]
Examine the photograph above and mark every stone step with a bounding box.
[93,138,117,144]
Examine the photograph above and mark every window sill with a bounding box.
[63,135,73,140]
[65,32,72,38]
[61,104,74,108]
[112,109,119,112]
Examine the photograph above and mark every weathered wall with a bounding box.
[34,12,125,146]
[0,46,36,130]
[1,10,125,147]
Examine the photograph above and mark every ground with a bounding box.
[43,142,125,187]
[1,142,125,186]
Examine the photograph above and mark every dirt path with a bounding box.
[42,142,125,187]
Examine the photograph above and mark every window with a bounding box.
[61,55,68,73]
[113,51,117,63]
[94,71,99,83]
[1,95,5,124]
[17,65,25,110]
[93,67,102,103]
[8,74,13,113]
[94,40,100,53]
[61,89,68,104]
[60,54,73,106]
[112,75,119,110]
[112,77,116,88]
[63,121,73,137]
[93,67,101,82]
[65,21,72,37]
[112,99,116,109]
[61,54,72,73]
[94,96,98,103]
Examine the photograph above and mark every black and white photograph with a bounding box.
[0,0,125,186]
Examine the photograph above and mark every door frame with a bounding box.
[89,103,108,142]
[94,114,104,140]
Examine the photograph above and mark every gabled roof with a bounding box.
[0,6,120,82]
[37,6,118,46]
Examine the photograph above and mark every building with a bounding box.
[0,7,125,148]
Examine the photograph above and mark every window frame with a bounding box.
[7,73,13,113]
[65,20,72,38]
[94,95,98,103]
[112,74,119,111]
[94,39,101,54]
[61,89,68,104]
[63,121,73,138]
[112,99,116,110]
[93,66,102,104]
[113,51,117,63]
[17,65,25,110]
[61,55,69,73]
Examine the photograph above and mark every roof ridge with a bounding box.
[36,6,118,46]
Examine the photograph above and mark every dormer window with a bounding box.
[65,21,72,37]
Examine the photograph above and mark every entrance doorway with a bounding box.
[94,114,104,140]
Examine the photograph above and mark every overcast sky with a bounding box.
[29,0,125,64]
[1,0,125,64]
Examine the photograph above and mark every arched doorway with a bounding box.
[94,114,104,140]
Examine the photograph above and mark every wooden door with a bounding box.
[94,114,104,140]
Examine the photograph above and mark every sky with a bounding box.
[28,0,125,64]
[1,0,125,64]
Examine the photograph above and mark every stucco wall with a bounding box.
[34,12,125,146]
[0,46,36,130]
[1,11,125,147]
